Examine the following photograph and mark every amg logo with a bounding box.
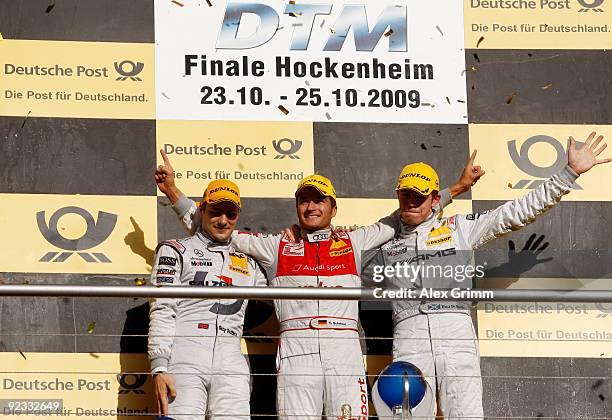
[407,248,456,264]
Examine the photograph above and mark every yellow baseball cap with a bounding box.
[295,174,337,201]
[396,162,440,195]
[201,179,241,209]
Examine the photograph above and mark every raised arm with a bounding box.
[459,132,610,249]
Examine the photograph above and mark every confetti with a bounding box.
[436,130,442,136]
[471,85,475,90]
[420,143,427,150]
[591,380,604,389]
[319,19,325,28]
[384,29,394,37]
[206,0,212,6]
[17,348,26,360]
[20,111,31,129]
[473,53,480,63]
[476,36,485,48]
[89,353,100,359]
[599,394,605,401]
[305,81,310,86]
[457,99,465,103]
[134,278,146,286]
[446,97,451,104]
[432,145,442,148]
[45,0,56,13]
[325,112,331,120]
[507,182,513,188]
[87,321,96,334]
[278,105,289,115]
[435,25,443,36]
[237,162,245,170]
[540,84,552,90]
[470,66,478,72]
[171,0,184,6]
[506,92,518,104]
[161,92,171,99]
[330,28,336,34]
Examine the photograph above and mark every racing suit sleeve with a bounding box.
[148,244,183,373]
[253,260,269,287]
[230,231,282,270]
[436,187,452,212]
[459,165,578,249]
[172,195,200,236]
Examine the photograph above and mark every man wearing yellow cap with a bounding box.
[372,133,610,419]
[154,149,480,419]
[148,178,267,419]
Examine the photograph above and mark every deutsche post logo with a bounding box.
[507,135,581,189]
[272,138,302,159]
[577,0,604,12]
[37,206,117,263]
[114,60,145,81]
[117,374,147,394]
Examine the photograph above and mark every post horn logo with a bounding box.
[272,138,302,159]
[114,60,145,81]
[117,374,147,394]
[577,0,604,12]
[507,135,581,189]
[37,206,118,263]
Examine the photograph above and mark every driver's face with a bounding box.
[397,189,439,225]
[201,201,240,242]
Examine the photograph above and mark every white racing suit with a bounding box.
[371,166,578,419]
[148,232,267,419]
[172,196,402,419]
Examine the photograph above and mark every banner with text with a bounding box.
[0,40,155,120]
[155,0,467,123]
[156,120,313,198]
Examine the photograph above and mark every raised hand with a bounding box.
[568,132,611,175]
[451,150,486,197]
[155,149,175,195]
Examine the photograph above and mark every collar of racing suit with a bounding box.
[398,208,442,239]
[195,230,232,252]
[299,227,333,242]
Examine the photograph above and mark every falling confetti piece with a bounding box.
[446,97,451,104]
[457,99,465,103]
[278,105,289,115]
[161,92,171,99]
[87,321,96,334]
[528,52,533,56]
[471,85,475,90]
[420,143,427,150]
[330,28,336,34]
[540,84,552,90]
[171,0,184,6]
[89,353,100,359]
[384,29,394,37]
[436,130,442,136]
[591,380,604,389]
[45,0,56,13]
[432,145,442,148]
[305,81,310,86]
[473,53,480,63]
[17,349,26,360]
[470,66,478,72]
[20,111,31,129]
[325,112,331,120]
[206,0,212,6]
[506,92,518,104]
[599,394,605,401]
[435,25,443,36]
[134,278,146,286]
[476,36,485,48]
[507,182,513,188]
[319,19,325,28]
[237,162,245,170]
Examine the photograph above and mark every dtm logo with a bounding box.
[114,60,144,81]
[217,3,407,51]
[577,0,604,12]
[273,138,302,159]
[508,135,582,189]
[37,206,117,263]
[117,374,147,395]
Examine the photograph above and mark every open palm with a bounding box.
[568,132,611,175]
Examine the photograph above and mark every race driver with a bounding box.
[370,132,610,419]
[154,150,479,419]
[148,179,267,419]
